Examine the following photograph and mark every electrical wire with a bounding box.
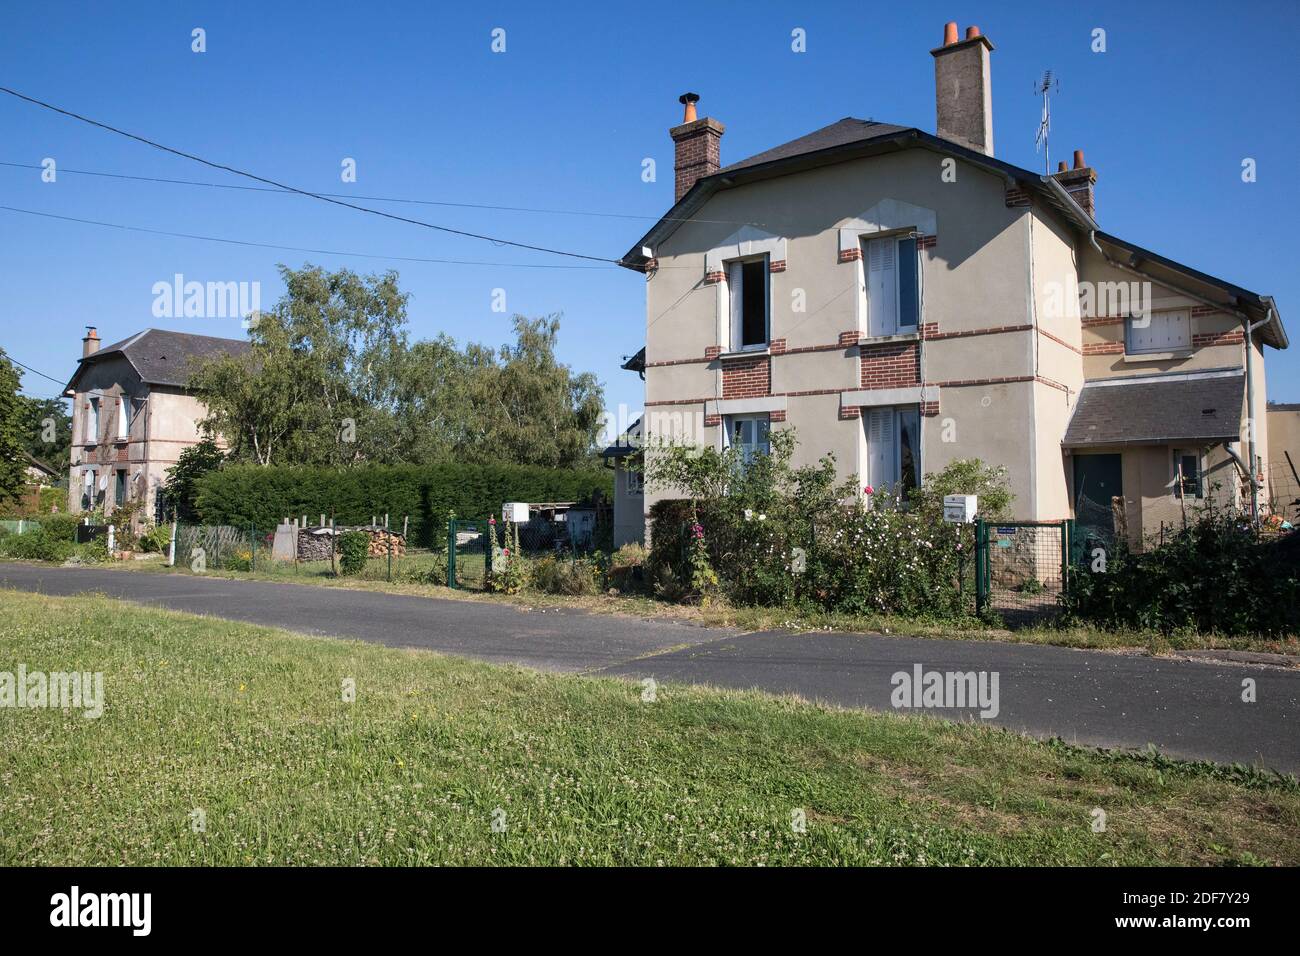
[0,86,625,264]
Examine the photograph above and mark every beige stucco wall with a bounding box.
[1267,406,1300,514]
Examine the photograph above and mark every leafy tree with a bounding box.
[16,395,71,475]
[0,351,29,505]
[909,458,1014,521]
[161,437,226,521]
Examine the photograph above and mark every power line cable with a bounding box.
[4,353,67,388]
[0,160,764,228]
[0,204,615,269]
[0,86,625,264]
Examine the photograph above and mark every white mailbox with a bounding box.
[942,494,978,524]
[502,502,530,523]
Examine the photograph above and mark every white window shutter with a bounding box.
[868,239,897,336]
[867,408,896,488]
[727,261,743,352]
[117,397,128,440]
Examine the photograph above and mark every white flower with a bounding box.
[758,514,767,521]
[744,509,754,521]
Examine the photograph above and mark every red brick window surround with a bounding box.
[859,341,920,389]
[722,355,771,400]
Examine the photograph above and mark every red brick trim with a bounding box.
[703,346,722,360]
[838,330,861,346]
[1192,330,1244,347]
[860,341,920,389]
[1082,342,1124,355]
[722,355,771,400]
[1039,328,1082,354]
[920,321,939,339]
[645,398,708,407]
[1082,316,1126,328]
[921,400,940,417]
[924,324,1032,341]
[704,271,725,285]
[769,260,786,273]
[1190,305,1222,317]
[768,410,787,423]
[927,375,1035,388]
[839,405,861,420]
[703,414,721,427]
[838,248,862,263]
[917,234,937,250]
[769,338,787,354]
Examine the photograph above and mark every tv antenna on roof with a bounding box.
[1033,70,1059,173]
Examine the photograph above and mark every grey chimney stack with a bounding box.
[931,23,995,156]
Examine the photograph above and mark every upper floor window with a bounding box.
[726,414,771,466]
[85,397,100,444]
[727,256,769,351]
[864,405,921,499]
[1127,309,1189,355]
[864,236,920,337]
[116,397,130,441]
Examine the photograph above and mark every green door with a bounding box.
[1072,454,1122,534]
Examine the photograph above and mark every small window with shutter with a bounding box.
[1127,309,1190,354]
[864,406,921,498]
[865,236,920,337]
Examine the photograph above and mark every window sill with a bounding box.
[857,331,920,346]
[717,347,770,361]
[1123,350,1193,363]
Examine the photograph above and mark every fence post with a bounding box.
[250,523,256,573]
[447,512,457,589]
[168,517,177,567]
[386,513,392,582]
[974,518,986,615]
[1060,520,1071,596]
[330,513,336,576]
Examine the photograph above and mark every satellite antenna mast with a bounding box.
[1033,70,1059,174]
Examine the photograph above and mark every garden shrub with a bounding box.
[529,555,599,596]
[486,519,525,594]
[193,462,611,547]
[337,531,370,576]
[0,529,75,563]
[137,523,172,553]
[607,542,647,593]
[40,513,82,543]
[1061,505,1300,636]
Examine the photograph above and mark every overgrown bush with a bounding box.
[137,523,171,553]
[337,531,370,576]
[645,430,989,618]
[193,462,611,548]
[1061,504,1299,636]
[607,542,647,593]
[0,529,75,563]
[39,513,82,543]
[529,555,600,596]
[486,519,525,594]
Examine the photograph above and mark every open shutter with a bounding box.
[867,408,896,489]
[727,261,744,352]
[116,397,128,440]
[867,238,897,336]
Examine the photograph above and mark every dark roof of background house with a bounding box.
[621,347,645,374]
[1063,371,1245,447]
[65,328,251,394]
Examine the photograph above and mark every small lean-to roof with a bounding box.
[64,328,251,395]
[1063,370,1245,448]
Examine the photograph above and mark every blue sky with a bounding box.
[3,0,1297,425]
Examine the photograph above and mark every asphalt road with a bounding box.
[2,562,1296,773]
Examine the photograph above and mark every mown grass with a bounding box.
[1,588,1296,866]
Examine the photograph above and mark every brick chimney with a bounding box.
[670,93,725,202]
[931,23,995,156]
[1053,149,1097,219]
[82,326,100,358]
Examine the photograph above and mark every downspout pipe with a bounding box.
[1243,309,1273,519]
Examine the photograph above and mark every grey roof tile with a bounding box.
[1063,372,1244,447]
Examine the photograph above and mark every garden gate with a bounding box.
[975,519,1071,623]
[446,516,491,589]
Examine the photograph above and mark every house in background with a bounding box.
[62,326,249,524]
[1267,402,1300,517]
[619,22,1286,550]
[601,347,646,547]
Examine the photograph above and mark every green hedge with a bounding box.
[194,463,612,547]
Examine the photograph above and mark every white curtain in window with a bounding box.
[116,397,129,440]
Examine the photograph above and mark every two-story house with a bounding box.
[63,327,249,524]
[620,22,1287,549]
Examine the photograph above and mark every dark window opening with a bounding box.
[741,259,767,348]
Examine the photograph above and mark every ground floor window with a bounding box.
[114,469,128,506]
[863,406,920,498]
[726,414,771,466]
[1173,448,1202,498]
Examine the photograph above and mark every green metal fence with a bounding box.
[975,519,1070,623]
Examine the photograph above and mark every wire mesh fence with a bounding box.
[977,520,1068,624]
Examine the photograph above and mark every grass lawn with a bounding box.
[1,588,1296,866]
